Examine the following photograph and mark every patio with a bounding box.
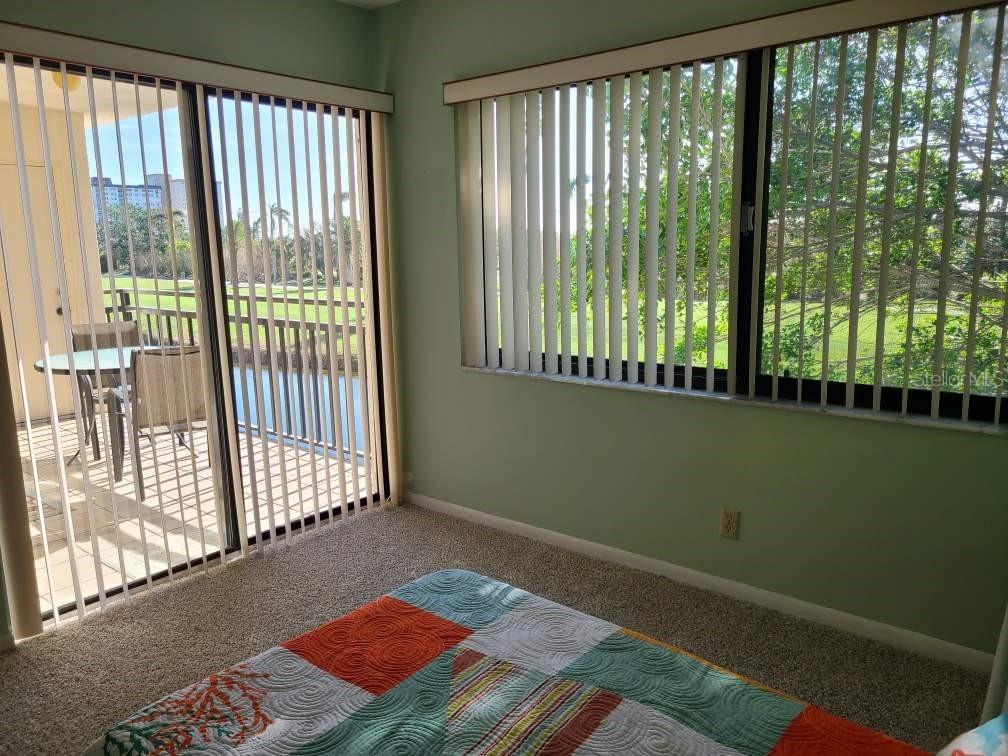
[20,412,370,618]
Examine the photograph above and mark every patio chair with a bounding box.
[70,322,141,461]
[106,345,206,499]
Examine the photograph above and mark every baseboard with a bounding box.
[408,491,993,674]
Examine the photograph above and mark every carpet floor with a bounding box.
[0,504,988,753]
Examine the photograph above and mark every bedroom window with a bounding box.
[453,1,1008,428]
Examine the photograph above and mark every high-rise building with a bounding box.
[90,176,164,222]
[146,173,188,217]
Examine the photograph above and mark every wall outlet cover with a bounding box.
[720,508,740,540]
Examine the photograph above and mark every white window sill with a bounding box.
[461,365,1008,436]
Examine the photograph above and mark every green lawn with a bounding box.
[103,275,364,351]
[107,275,958,380]
[513,295,949,379]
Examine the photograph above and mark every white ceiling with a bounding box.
[338,0,402,8]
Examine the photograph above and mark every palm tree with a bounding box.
[270,203,291,238]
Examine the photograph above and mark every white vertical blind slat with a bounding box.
[559,88,572,376]
[111,74,161,577]
[707,59,723,394]
[608,75,625,381]
[316,105,349,520]
[627,72,642,383]
[480,99,499,369]
[496,96,515,370]
[348,110,376,516]
[728,58,746,393]
[322,106,354,520]
[459,100,486,368]
[591,78,607,379]
[346,109,377,513]
[356,113,387,510]
[644,69,662,387]
[846,30,878,409]
[336,109,364,513]
[282,98,310,531]
[665,66,682,388]
[250,93,280,544]
[932,14,972,418]
[874,27,907,412]
[772,48,794,401]
[543,90,558,374]
[821,36,848,408]
[510,93,530,372]
[526,91,543,373]
[268,97,298,538]
[299,101,326,525]
[685,63,700,391]
[903,20,939,415]
[797,43,820,405]
[963,8,1005,419]
[576,82,588,376]
[233,94,270,546]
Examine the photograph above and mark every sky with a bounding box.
[83,89,356,231]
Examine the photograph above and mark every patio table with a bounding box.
[33,346,150,464]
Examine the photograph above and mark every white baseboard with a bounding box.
[408,491,993,674]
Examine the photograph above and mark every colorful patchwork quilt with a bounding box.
[89,570,926,755]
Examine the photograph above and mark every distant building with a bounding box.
[146,173,188,217]
[90,175,224,225]
[90,176,163,223]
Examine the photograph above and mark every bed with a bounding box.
[88,569,926,754]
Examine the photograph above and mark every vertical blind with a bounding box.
[457,1,1008,428]
[0,43,397,633]
[460,59,742,390]
[203,89,387,553]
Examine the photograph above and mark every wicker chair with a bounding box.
[106,345,206,498]
[70,322,141,461]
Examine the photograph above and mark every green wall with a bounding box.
[0,0,379,91]
[375,0,1008,654]
[0,0,1003,655]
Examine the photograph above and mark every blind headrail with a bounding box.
[0,21,394,113]
[442,0,987,104]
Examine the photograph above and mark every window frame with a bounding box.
[456,4,1008,429]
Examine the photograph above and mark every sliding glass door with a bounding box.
[0,48,391,626]
[204,89,384,549]
[0,56,227,621]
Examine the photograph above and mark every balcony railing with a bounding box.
[101,286,365,458]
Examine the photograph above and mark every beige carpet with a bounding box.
[0,504,987,753]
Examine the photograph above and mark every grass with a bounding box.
[108,275,964,380]
[103,275,364,351]
[536,296,945,373]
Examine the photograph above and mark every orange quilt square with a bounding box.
[770,706,928,755]
[282,595,472,696]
